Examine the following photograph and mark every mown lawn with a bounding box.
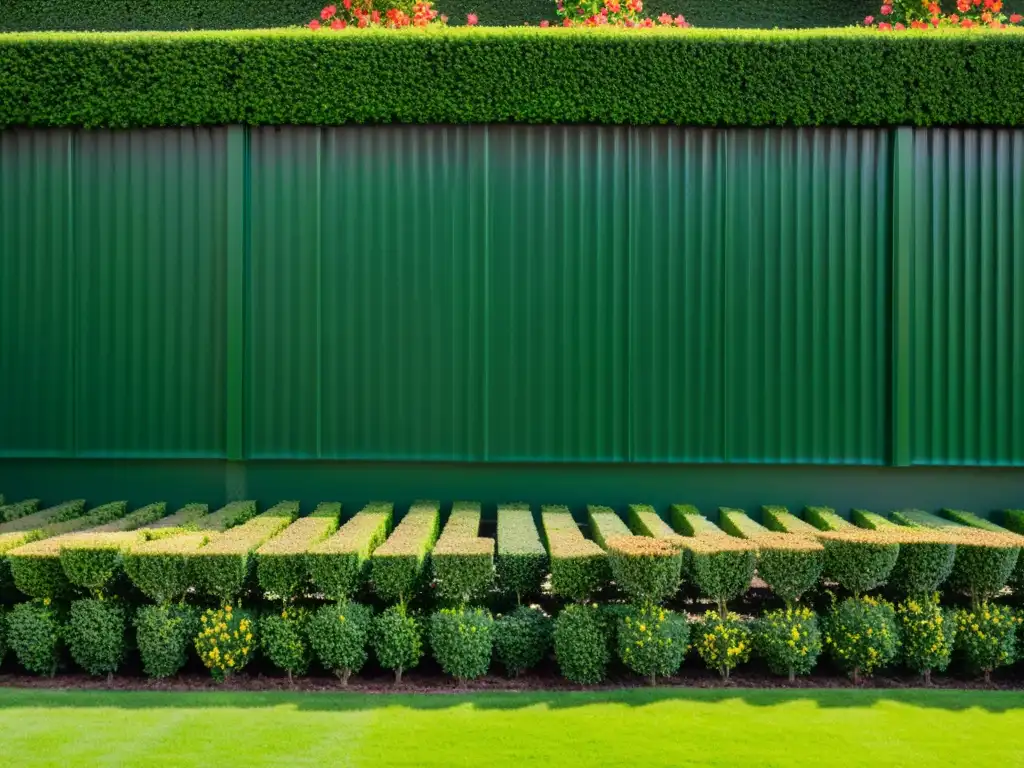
[1,687,1022,767]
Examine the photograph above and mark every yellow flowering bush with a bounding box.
[824,595,898,684]
[954,602,1019,683]
[753,606,821,682]
[260,605,312,682]
[428,606,494,683]
[896,595,954,685]
[617,604,688,685]
[695,611,751,681]
[195,604,256,681]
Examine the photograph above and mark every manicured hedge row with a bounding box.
[0,499,40,523]
[371,501,439,604]
[430,501,494,604]
[4,28,1024,129]
[308,502,392,600]
[542,506,607,602]
[257,501,342,600]
[495,503,547,602]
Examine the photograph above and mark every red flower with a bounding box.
[308,19,321,29]
[658,12,672,23]
[880,3,892,14]
[981,11,992,20]
[992,0,1002,10]
[321,5,335,20]
[540,18,550,26]
[911,19,927,27]
[894,21,905,28]
[563,16,572,25]
[467,12,478,24]
[358,15,368,26]
[949,12,960,20]
[864,14,875,23]
[961,17,974,25]
[928,2,940,13]
[344,0,352,8]
[1011,12,1023,21]
[878,21,892,28]
[931,15,939,25]
[331,18,346,28]
[674,14,688,25]
[372,10,381,22]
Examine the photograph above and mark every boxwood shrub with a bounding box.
[553,603,610,685]
[855,509,956,599]
[542,506,608,602]
[5,29,1024,129]
[307,502,392,601]
[761,506,822,536]
[753,605,821,682]
[495,503,547,603]
[371,604,424,684]
[146,503,211,532]
[371,501,439,605]
[669,505,727,537]
[605,535,683,606]
[0,499,40,523]
[65,597,126,678]
[1003,509,1024,592]
[133,603,199,679]
[429,606,494,683]
[893,509,1021,607]
[681,536,757,615]
[586,506,631,548]
[824,595,899,684]
[308,600,374,685]
[260,605,313,681]
[256,502,342,600]
[123,532,213,604]
[191,502,298,603]
[430,502,495,605]
[494,605,552,678]
[7,600,62,676]
[617,604,689,685]
[628,504,688,545]
[808,507,899,596]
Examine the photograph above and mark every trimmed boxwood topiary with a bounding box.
[542,506,608,602]
[307,502,392,601]
[429,606,494,683]
[616,604,689,685]
[372,604,424,684]
[65,598,126,679]
[256,502,341,600]
[494,605,552,678]
[430,502,495,605]
[371,502,440,605]
[495,503,547,603]
[824,595,899,684]
[753,606,821,682]
[554,603,610,685]
[681,537,757,616]
[7,600,63,676]
[308,600,374,685]
[133,603,198,679]
[605,535,683,605]
[260,606,313,682]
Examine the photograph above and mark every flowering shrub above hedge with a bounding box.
[864,0,1023,28]
[312,1,447,28]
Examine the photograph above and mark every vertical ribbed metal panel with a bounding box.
[74,129,228,457]
[0,130,74,456]
[319,126,488,460]
[906,129,1024,466]
[486,126,629,461]
[631,128,726,462]
[247,127,321,458]
[723,129,890,464]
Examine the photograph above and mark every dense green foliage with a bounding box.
[542,506,608,602]
[694,611,751,680]
[133,604,198,679]
[6,29,1024,129]
[64,598,126,677]
[195,605,256,681]
[0,0,897,32]
[123,532,213,604]
[495,504,547,602]
[553,603,610,685]
[429,607,494,682]
[753,606,821,681]
[256,502,341,600]
[606,535,683,605]
[430,502,494,604]
[260,606,312,679]
[7,600,62,676]
[855,509,957,598]
[669,505,726,537]
[683,537,757,613]
[307,502,391,601]
[371,604,423,683]
[308,601,373,684]
[954,603,1020,679]
[617,604,688,684]
[816,530,900,596]
[494,605,552,677]
[825,596,899,683]
[587,506,632,548]
[896,595,954,683]
[371,501,439,605]
[192,502,298,602]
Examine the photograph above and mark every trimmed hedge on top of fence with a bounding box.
[431,502,495,605]
[541,506,607,602]
[495,503,547,603]
[3,28,1024,129]
[370,501,440,605]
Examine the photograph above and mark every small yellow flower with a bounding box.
[43,598,51,607]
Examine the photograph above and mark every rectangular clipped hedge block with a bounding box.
[191,501,299,602]
[895,509,1023,601]
[848,511,958,597]
[145,503,210,532]
[89,502,168,533]
[0,499,40,523]
[495,503,547,602]
[308,502,392,600]
[719,508,773,539]
[195,500,258,532]
[5,29,1024,129]
[669,505,726,537]
[431,501,495,604]
[851,509,898,530]
[628,505,680,541]
[256,501,341,599]
[6,500,129,599]
[541,505,607,602]
[761,506,822,536]
[123,531,213,604]
[1004,510,1024,591]
[677,535,757,607]
[0,499,87,536]
[59,530,146,593]
[371,501,439,604]
[804,506,853,531]
[587,506,631,549]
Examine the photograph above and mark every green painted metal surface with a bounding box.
[904,129,1024,466]
[1,126,1022,468]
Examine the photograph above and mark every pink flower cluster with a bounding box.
[555,0,690,27]
[863,0,1022,29]
[309,1,460,29]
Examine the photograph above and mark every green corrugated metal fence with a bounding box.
[0,125,1021,467]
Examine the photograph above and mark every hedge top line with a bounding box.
[3,27,1024,128]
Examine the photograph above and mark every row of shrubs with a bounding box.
[1,593,1021,686]
[0,495,1022,686]
[3,28,1024,128]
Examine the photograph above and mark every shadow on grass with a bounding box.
[1,684,1022,715]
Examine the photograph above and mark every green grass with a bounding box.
[0,687,1021,766]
